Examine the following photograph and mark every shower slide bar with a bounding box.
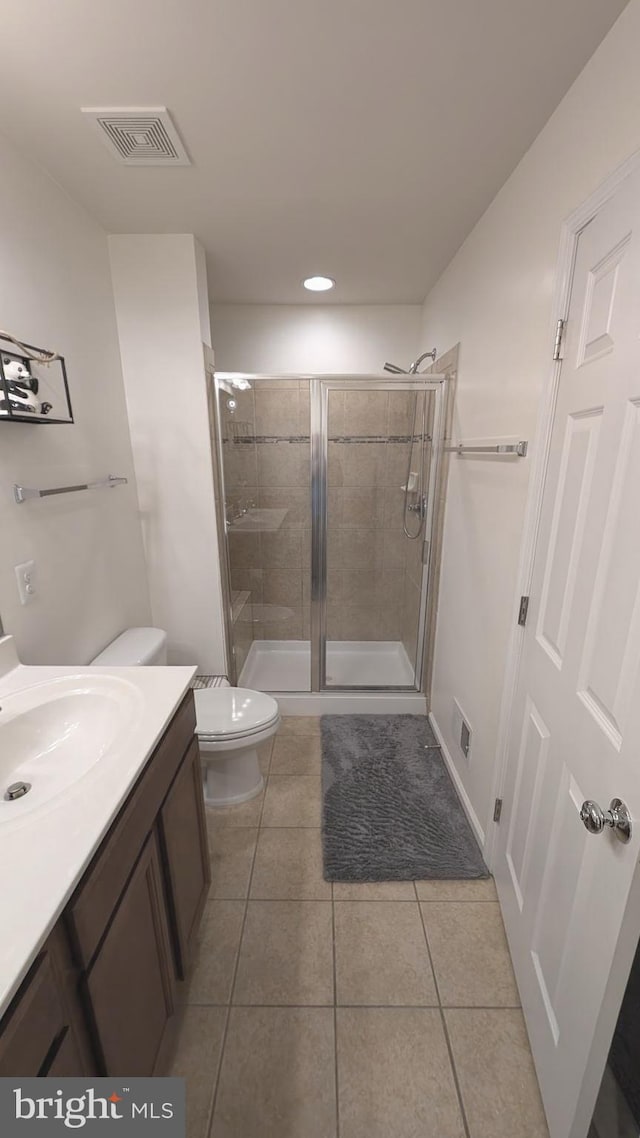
[14,474,128,504]
[445,440,528,457]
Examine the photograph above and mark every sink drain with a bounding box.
[5,781,31,801]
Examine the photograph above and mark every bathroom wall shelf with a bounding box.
[14,474,128,504]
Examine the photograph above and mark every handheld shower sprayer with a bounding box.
[382,348,438,539]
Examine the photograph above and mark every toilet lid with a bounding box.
[195,687,280,739]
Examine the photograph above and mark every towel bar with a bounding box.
[14,474,128,504]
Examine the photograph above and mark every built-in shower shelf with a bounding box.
[241,604,297,625]
[227,507,288,533]
[231,590,251,624]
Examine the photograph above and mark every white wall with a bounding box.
[109,235,226,672]
[419,0,640,845]
[0,133,150,664]
[211,304,421,372]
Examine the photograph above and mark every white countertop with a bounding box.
[0,636,197,1017]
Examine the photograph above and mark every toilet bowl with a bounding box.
[90,628,280,807]
[195,687,280,806]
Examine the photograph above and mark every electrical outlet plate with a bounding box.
[15,560,36,605]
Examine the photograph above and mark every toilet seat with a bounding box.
[195,687,281,806]
[198,719,279,744]
[194,687,280,742]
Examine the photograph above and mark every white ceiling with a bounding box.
[0,0,628,303]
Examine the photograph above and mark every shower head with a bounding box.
[384,349,437,376]
[409,350,437,373]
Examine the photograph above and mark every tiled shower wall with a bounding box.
[221,380,427,677]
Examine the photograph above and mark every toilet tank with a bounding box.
[91,627,168,666]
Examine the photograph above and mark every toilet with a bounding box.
[91,628,280,807]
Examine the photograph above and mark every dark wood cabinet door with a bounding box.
[0,931,95,1077]
[85,830,176,1076]
[47,925,96,1075]
[43,1027,87,1077]
[0,955,66,1076]
[67,692,197,970]
[159,737,211,978]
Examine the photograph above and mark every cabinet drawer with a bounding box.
[66,691,196,968]
[0,954,66,1076]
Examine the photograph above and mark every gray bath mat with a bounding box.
[321,715,488,881]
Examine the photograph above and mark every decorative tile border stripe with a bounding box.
[223,434,309,445]
[332,435,427,444]
[224,434,426,445]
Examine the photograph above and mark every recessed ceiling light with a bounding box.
[303,275,335,292]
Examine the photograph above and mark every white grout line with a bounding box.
[416,901,472,1138]
[188,1001,523,1010]
[331,885,341,1138]
[205,737,273,1138]
[209,893,497,901]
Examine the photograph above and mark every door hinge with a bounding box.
[518,595,529,626]
[493,798,503,823]
[553,318,566,361]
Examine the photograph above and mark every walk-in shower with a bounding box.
[214,371,449,711]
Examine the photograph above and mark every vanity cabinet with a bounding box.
[0,689,210,1077]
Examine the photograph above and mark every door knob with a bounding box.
[579,798,632,843]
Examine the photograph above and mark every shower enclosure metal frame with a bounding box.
[214,372,447,697]
[311,376,446,693]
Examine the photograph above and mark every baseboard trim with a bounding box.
[428,711,486,851]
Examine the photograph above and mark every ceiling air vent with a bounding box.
[81,106,190,166]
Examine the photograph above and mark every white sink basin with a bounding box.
[0,674,143,824]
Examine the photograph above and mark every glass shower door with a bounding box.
[312,377,444,691]
[217,374,312,691]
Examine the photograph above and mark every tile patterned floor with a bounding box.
[170,717,549,1138]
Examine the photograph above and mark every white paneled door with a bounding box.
[496,166,640,1138]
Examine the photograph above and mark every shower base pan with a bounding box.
[238,640,427,715]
